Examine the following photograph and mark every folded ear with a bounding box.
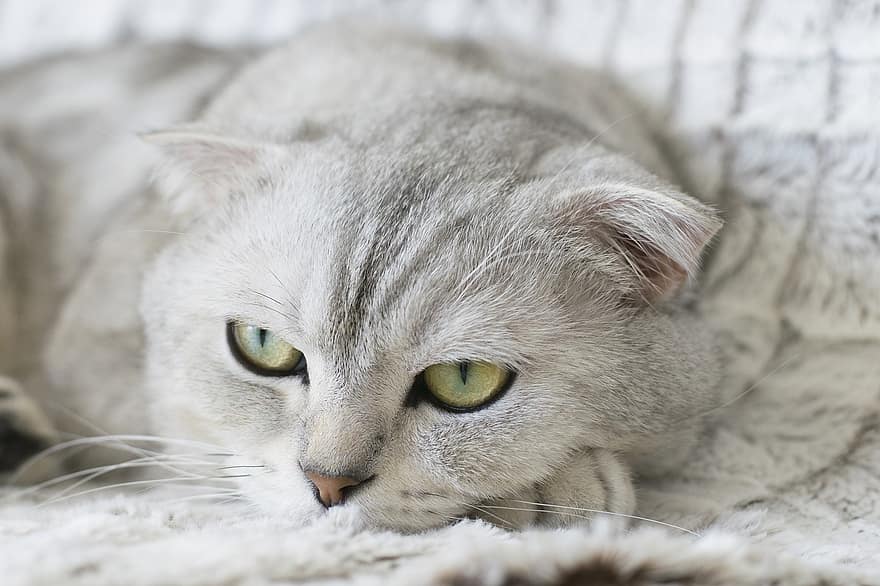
[556,183,722,303]
[141,126,287,218]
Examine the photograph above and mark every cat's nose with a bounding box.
[305,471,363,507]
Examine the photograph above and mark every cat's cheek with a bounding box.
[341,446,464,531]
[414,407,574,500]
[169,359,300,445]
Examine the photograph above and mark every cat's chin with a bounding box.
[241,484,623,533]
[244,493,450,533]
[326,487,547,532]
[314,503,373,532]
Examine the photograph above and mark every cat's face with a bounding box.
[141,126,720,531]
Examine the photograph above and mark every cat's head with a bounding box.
[140,105,721,530]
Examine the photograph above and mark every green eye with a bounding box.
[228,323,305,376]
[421,361,512,410]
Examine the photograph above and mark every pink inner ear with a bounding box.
[590,188,721,304]
[613,232,690,302]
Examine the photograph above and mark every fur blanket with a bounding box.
[1,1,879,584]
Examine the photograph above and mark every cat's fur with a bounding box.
[0,23,722,530]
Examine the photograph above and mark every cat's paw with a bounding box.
[471,449,635,529]
[532,448,635,529]
[0,376,59,483]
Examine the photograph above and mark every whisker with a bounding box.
[121,229,186,236]
[539,113,636,195]
[463,503,517,530]
[44,456,227,502]
[246,288,285,308]
[426,510,468,524]
[672,350,805,425]
[453,222,521,302]
[157,491,244,506]
[44,402,111,437]
[420,491,517,530]
[266,266,292,301]
[90,228,185,252]
[38,475,249,507]
[32,404,238,481]
[4,455,213,501]
[236,300,299,323]
[216,496,250,506]
[135,480,247,494]
[71,434,232,452]
[10,434,234,485]
[68,473,246,498]
[492,501,700,537]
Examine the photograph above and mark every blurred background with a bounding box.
[1,0,879,337]
[3,0,875,132]
[0,0,617,66]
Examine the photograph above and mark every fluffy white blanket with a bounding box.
[1,1,879,584]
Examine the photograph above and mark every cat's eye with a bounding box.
[420,361,513,411]
[227,322,306,377]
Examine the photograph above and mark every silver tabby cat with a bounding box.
[0,23,722,531]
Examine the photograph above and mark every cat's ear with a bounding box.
[141,126,286,218]
[556,184,721,303]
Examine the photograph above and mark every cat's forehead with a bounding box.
[310,185,547,362]
[215,162,563,369]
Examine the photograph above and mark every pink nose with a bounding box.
[305,471,362,507]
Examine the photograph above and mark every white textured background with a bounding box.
[3,0,880,132]
[0,0,599,65]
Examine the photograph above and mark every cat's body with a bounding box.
[0,23,722,530]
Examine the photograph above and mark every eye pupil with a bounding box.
[258,328,268,346]
[459,362,469,384]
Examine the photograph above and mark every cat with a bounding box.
[0,22,722,531]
